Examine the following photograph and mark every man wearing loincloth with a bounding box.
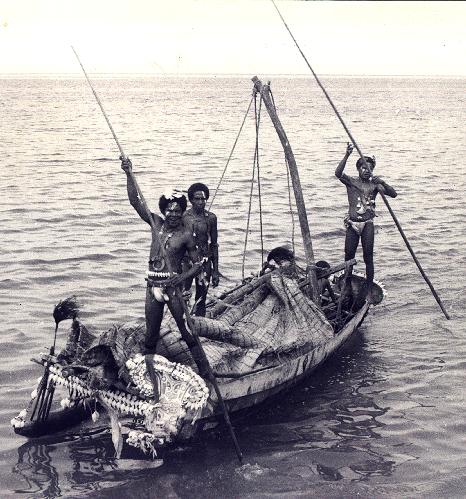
[335,143,397,301]
[182,183,220,316]
[121,158,207,376]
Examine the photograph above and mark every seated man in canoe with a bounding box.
[121,157,208,378]
[335,143,397,302]
[261,248,336,305]
[260,246,296,276]
[315,260,338,306]
[182,183,220,316]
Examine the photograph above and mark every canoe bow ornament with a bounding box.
[12,344,210,458]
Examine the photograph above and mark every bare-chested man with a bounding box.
[182,183,219,317]
[121,158,206,373]
[335,143,397,301]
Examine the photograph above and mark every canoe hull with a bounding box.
[13,402,92,438]
[14,302,371,441]
[208,302,369,416]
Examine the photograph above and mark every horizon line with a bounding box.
[0,72,465,79]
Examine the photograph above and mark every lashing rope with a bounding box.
[241,140,256,280]
[285,158,296,255]
[255,92,265,264]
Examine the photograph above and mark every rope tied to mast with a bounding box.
[269,85,296,255]
[254,89,265,264]
[241,86,266,279]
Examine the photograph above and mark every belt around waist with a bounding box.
[147,271,173,279]
[146,270,178,287]
[349,217,374,223]
[146,271,179,286]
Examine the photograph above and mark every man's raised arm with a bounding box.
[335,142,354,178]
[120,157,153,225]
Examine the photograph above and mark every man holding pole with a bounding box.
[335,143,397,303]
[120,157,209,376]
[71,46,243,461]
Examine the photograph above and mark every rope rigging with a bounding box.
[209,80,299,280]
[254,90,265,264]
[241,91,262,279]
[236,83,298,278]
[241,154,256,280]
[269,85,296,256]
[208,95,254,211]
[285,158,296,255]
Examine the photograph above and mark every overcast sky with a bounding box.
[1,1,465,76]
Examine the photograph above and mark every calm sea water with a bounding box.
[0,75,465,498]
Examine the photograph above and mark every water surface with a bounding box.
[0,75,465,498]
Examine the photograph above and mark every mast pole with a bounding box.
[252,76,318,301]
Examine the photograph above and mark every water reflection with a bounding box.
[12,429,126,498]
[67,435,118,495]
[14,441,61,497]
[228,332,403,483]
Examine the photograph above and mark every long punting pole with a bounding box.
[72,48,243,463]
[270,1,450,320]
[252,76,318,302]
[71,46,155,232]
[377,197,450,319]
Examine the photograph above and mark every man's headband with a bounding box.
[158,188,188,214]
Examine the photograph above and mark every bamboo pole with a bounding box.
[378,194,450,319]
[270,1,450,320]
[72,47,243,462]
[251,76,319,302]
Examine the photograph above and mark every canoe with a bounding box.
[12,270,383,456]
[11,77,384,459]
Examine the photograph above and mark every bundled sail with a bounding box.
[160,270,334,376]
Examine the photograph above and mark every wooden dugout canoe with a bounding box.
[13,272,380,443]
[12,77,384,457]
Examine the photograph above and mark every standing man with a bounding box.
[121,157,208,378]
[335,143,397,302]
[183,183,220,316]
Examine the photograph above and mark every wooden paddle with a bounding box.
[72,47,243,463]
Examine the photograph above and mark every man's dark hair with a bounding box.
[188,183,210,202]
[356,156,376,169]
[315,260,330,269]
[158,194,188,214]
[267,246,294,264]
